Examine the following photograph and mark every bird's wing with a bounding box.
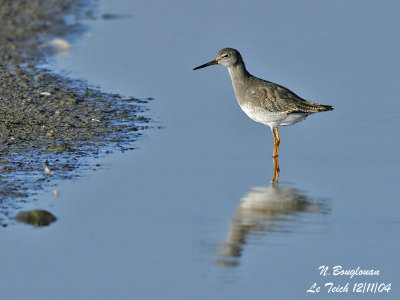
[251,80,329,113]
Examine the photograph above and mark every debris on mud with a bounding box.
[0,0,151,226]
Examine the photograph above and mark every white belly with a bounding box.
[240,103,309,129]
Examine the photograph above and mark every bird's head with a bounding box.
[193,48,242,70]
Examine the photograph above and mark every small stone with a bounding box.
[15,210,57,226]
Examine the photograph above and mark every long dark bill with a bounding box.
[193,59,218,70]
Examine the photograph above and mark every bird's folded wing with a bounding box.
[253,82,330,113]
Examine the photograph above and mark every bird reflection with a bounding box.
[216,182,328,267]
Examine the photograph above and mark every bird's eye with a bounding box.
[223,54,230,58]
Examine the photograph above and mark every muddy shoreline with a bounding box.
[0,0,150,225]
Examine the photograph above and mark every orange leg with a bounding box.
[275,128,280,156]
[271,155,280,184]
[271,128,280,158]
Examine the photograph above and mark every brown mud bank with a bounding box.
[0,0,151,225]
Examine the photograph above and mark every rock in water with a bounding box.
[15,210,57,226]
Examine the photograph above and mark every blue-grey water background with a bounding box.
[1,0,399,299]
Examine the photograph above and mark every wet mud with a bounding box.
[0,0,150,226]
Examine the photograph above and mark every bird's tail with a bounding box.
[299,100,334,113]
[318,104,334,111]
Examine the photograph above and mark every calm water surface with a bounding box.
[1,0,399,299]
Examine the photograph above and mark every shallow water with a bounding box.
[1,0,399,299]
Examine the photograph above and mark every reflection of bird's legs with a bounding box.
[271,128,280,158]
[272,155,280,184]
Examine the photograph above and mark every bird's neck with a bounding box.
[228,62,250,99]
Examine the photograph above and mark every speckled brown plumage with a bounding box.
[243,77,334,114]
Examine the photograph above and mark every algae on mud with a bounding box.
[0,0,151,225]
